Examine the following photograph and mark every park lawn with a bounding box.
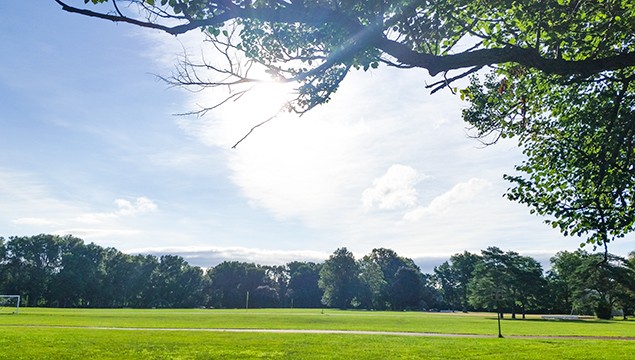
[1,308,634,338]
[2,309,635,359]
[0,326,634,359]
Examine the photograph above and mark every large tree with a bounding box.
[547,250,584,314]
[450,251,481,312]
[207,261,272,308]
[318,247,359,309]
[55,1,635,250]
[389,266,425,310]
[149,255,207,308]
[51,238,108,307]
[468,247,514,316]
[432,261,458,310]
[356,256,387,309]
[467,68,635,256]
[433,253,482,312]
[363,248,419,310]
[508,254,545,318]
[550,250,635,319]
[3,234,64,306]
[468,247,545,319]
[286,261,323,308]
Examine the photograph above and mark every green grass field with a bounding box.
[1,308,634,359]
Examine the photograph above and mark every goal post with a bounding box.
[0,295,20,315]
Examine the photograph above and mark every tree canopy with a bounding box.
[56,1,635,81]
[54,0,635,252]
[3,234,635,317]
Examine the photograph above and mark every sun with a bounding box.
[205,80,297,148]
[236,81,295,118]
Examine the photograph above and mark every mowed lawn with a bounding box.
[1,308,635,359]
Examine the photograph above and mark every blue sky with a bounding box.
[2,1,633,272]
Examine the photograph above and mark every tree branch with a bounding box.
[54,0,230,35]
[377,38,635,77]
[232,114,278,149]
[56,1,635,77]
[426,66,483,94]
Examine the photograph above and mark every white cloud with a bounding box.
[115,197,158,216]
[0,169,84,231]
[127,245,330,267]
[403,178,492,222]
[0,171,158,240]
[74,197,158,224]
[164,63,564,259]
[172,64,469,233]
[138,25,487,240]
[362,164,425,210]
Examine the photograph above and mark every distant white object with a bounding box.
[0,295,20,314]
[541,315,582,320]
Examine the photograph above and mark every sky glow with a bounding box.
[2,2,634,272]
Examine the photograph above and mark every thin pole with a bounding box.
[497,300,503,338]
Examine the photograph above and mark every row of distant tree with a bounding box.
[1,235,634,319]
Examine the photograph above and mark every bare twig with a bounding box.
[426,66,483,94]
[232,114,278,149]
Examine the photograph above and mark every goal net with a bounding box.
[0,295,20,314]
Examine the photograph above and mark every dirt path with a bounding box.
[10,325,635,341]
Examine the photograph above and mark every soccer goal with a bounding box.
[0,295,20,315]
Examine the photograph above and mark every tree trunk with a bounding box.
[521,301,526,319]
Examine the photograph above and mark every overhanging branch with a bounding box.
[54,0,229,35]
[377,38,635,77]
[56,1,635,77]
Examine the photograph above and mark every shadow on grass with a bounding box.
[487,317,618,325]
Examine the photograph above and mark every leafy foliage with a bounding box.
[0,235,206,307]
[468,247,545,319]
[433,251,481,312]
[55,0,635,110]
[360,248,423,310]
[286,261,323,308]
[465,68,635,250]
[550,250,635,319]
[318,247,360,309]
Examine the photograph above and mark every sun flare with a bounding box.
[215,81,296,147]
[235,81,295,120]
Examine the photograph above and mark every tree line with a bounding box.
[1,234,634,319]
